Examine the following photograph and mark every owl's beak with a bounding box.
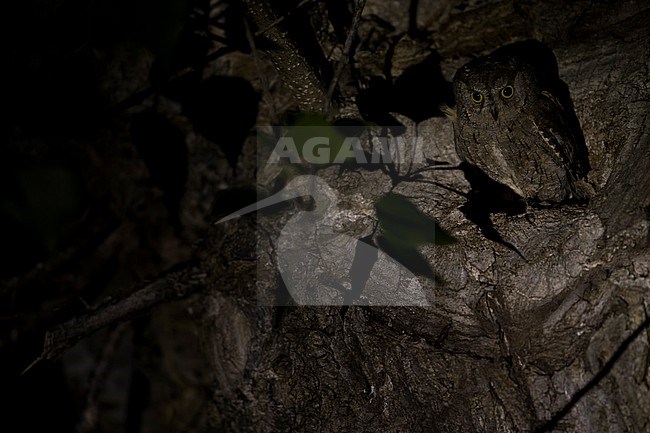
[489,105,499,121]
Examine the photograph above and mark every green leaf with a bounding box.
[282,113,370,165]
[375,236,438,280]
[0,165,84,252]
[375,193,455,247]
[283,113,344,164]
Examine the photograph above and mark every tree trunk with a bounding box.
[206,1,650,432]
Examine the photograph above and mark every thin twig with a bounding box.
[533,312,650,433]
[22,266,206,374]
[323,0,367,115]
[244,16,277,122]
[115,46,235,111]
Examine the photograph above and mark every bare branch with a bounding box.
[324,0,366,115]
[23,266,206,374]
[533,313,650,433]
[243,0,328,112]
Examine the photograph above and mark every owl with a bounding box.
[451,52,590,205]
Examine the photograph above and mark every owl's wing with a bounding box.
[453,118,526,198]
[538,90,589,180]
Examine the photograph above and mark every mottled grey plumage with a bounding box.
[452,53,590,204]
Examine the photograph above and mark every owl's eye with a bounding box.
[501,85,514,99]
[470,91,483,103]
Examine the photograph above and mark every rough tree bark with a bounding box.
[205,1,650,432]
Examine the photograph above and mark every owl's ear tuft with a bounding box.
[439,103,457,121]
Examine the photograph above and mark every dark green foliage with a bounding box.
[374,193,454,278]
